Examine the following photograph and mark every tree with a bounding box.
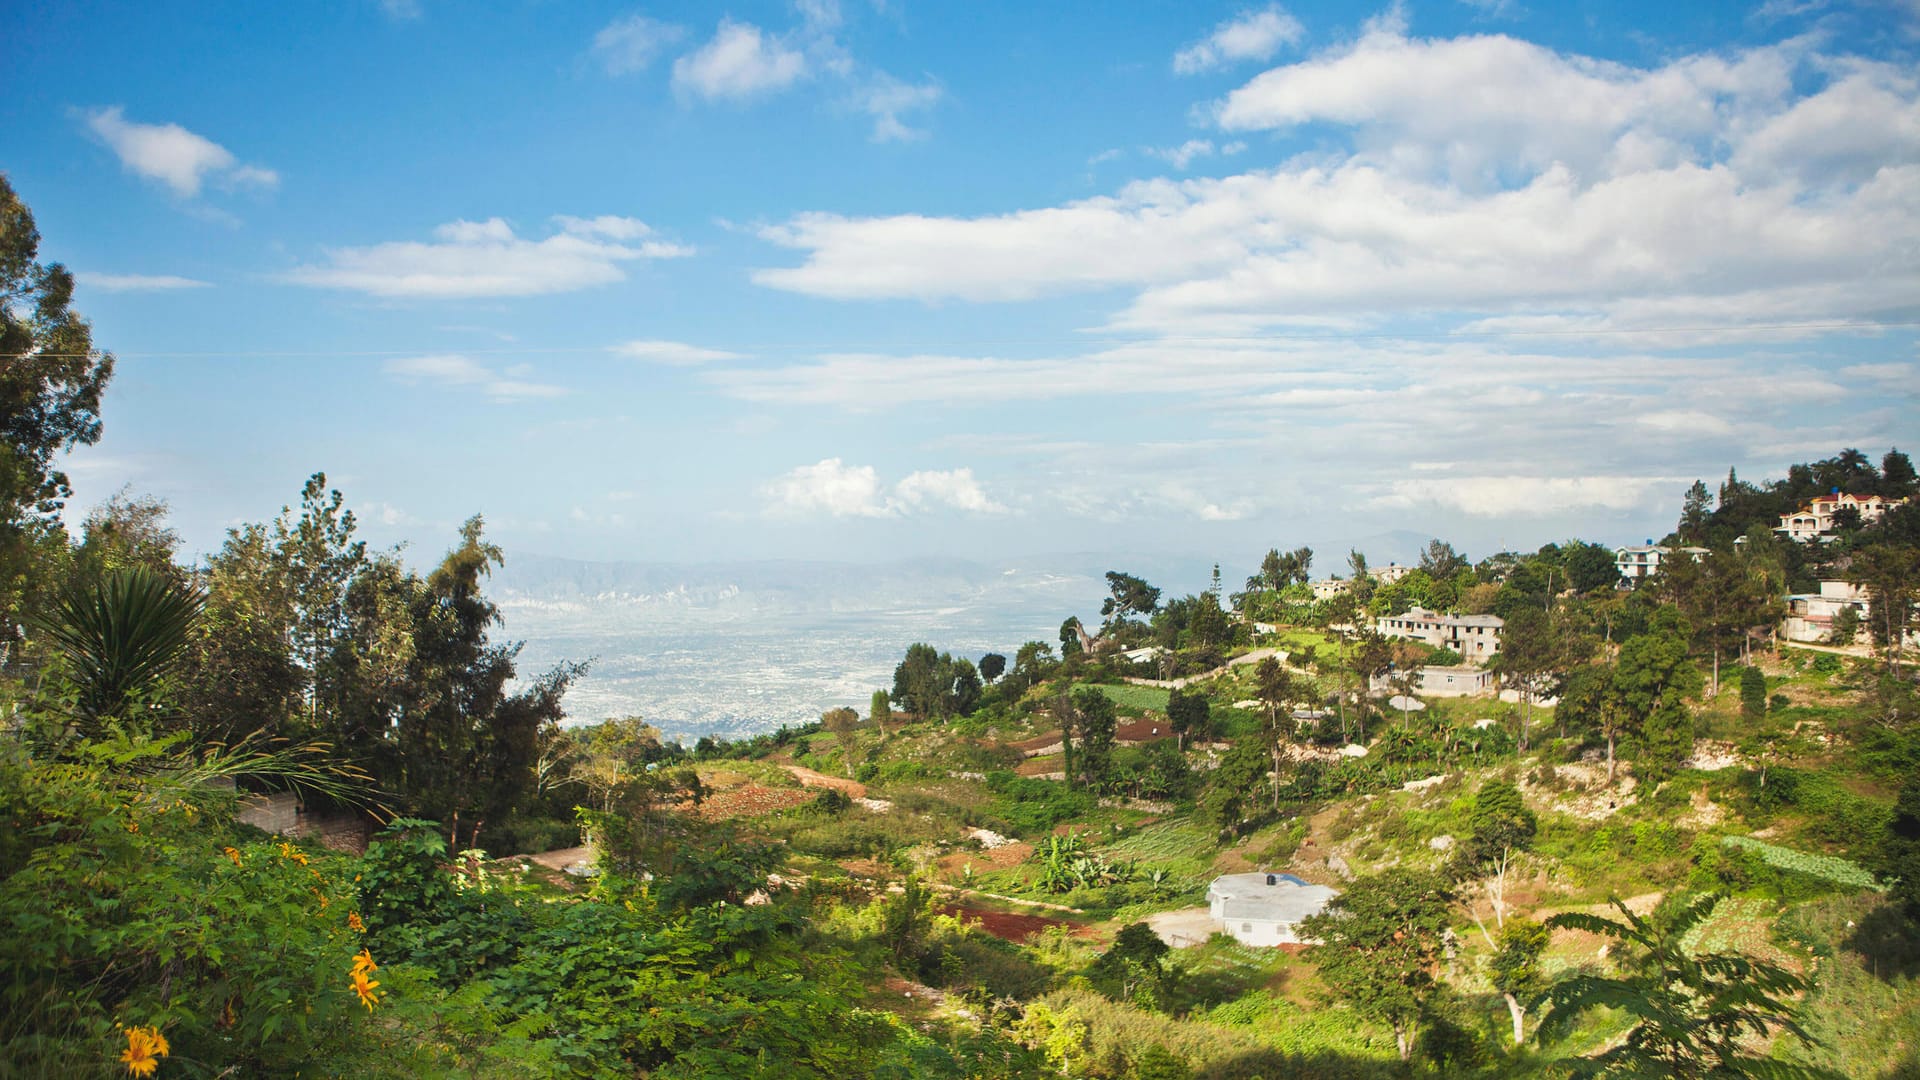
[891,643,944,719]
[1010,639,1056,693]
[1300,868,1456,1061]
[1678,479,1713,543]
[1883,780,1920,919]
[1198,740,1267,835]
[1738,665,1766,718]
[1071,687,1117,791]
[1848,544,1919,674]
[978,652,1007,684]
[1088,922,1172,1008]
[1419,539,1469,580]
[1562,540,1621,593]
[1615,607,1701,784]
[821,706,860,778]
[869,688,892,738]
[275,474,369,730]
[1489,918,1549,1046]
[1883,448,1917,498]
[1558,663,1631,784]
[1100,571,1161,629]
[1253,657,1297,810]
[73,488,181,583]
[1165,687,1210,750]
[1466,780,1536,870]
[1537,894,1840,1079]
[1494,607,1562,751]
[1,175,115,641]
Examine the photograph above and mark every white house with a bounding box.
[1375,607,1503,660]
[1614,542,1710,581]
[1776,492,1909,542]
[1309,578,1351,600]
[1783,580,1871,644]
[1370,664,1497,698]
[1372,563,1414,585]
[1206,873,1339,946]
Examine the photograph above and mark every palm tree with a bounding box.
[31,565,204,735]
[1536,893,1840,1079]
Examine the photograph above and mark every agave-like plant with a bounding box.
[1535,893,1842,1079]
[31,565,205,733]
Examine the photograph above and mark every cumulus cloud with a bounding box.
[612,339,745,364]
[84,107,277,198]
[593,13,685,75]
[752,27,1920,336]
[384,355,568,402]
[672,19,808,101]
[763,459,1005,517]
[1174,5,1306,74]
[283,215,690,298]
[1148,139,1217,170]
[74,272,210,292]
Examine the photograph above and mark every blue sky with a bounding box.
[5,0,1918,572]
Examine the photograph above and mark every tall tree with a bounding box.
[977,652,1007,684]
[1848,544,1919,675]
[1678,479,1713,543]
[1418,539,1469,580]
[1300,868,1456,1061]
[1071,687,1117,791]
[1165,687,1210,751]
[821,706,860,779]
[868,688,892,738]
[0,175,115,641]
[1253,656,1296,809]
[1494,607,1562,751]
[1615,607,1702,784]
[1100,571,1161,629]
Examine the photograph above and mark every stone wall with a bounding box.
[236,792,373,854]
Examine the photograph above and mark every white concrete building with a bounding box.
[1309,578,1351,600]
[1206,873,1339,947]
[1370,664,1497,698]
[1614,542,1710,581]
[1783,580,1871,644]
[1375,607,1503,660]
[1776,492,1908,542]
[1371,563,1414,585]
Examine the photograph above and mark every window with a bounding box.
[1242,923,1253,934]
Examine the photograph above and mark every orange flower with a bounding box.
[118,1025,169,1076]
[347,912,366,933]
[350,967,382,1012]
[352,948,378,976]
[221,846,243,867]
[277,842,309,866]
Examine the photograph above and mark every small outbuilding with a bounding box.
[1205,872,1339,947]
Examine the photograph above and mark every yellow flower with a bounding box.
[347,912,365,933]
[118,1025,169,1076]
[352,948,378,976]
[221,846,242,867]
[350,968,383,1012]
[277,842,309,866]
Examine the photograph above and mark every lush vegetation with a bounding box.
[4,176,1919,1077]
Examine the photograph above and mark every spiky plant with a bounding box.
[1536,893,1842,1079]
[31,565,204,733]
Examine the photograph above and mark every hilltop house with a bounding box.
[1371,563,1414,585]
[1206,873,1339,946]
[1614,542,1710,581]
[1309,578,1351,600]
[1782,580,1871,644]
[1375,607,1503,660]
[1776,491,1909,542]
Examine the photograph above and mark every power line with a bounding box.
[11,319,1920,360]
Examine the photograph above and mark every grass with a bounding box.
[1088,683,1172,713]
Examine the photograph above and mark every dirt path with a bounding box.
[1121,648,1288,689]
[926,881,1083,913]
[782,764,867,798]
[525,845,592,871]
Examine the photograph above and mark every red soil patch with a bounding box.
[1114,718,1176,743]
[1015,755,1064,777]
[940,904,1079,943]
[935,840,1033,877]
[1010,730,1064,754]
[693,783,814,820]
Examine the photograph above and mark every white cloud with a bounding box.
[378,0,422,20]
[764,458,892,517]
[1372,475,1676,517]
[612,339,746,364]
[894,468,1006,513]
[83,107,276,198]
[384,354,568,402]
[1635,410,1736,437]
[74,272,210,292]
[672,19,808,101]
[763,459,1006,517]
[283,216,690,298]
[1174,5,1306,74]
[753,28,1920,335]
[1148,139,1216,170]
[858,74,942,141]
[592,14,686,75]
